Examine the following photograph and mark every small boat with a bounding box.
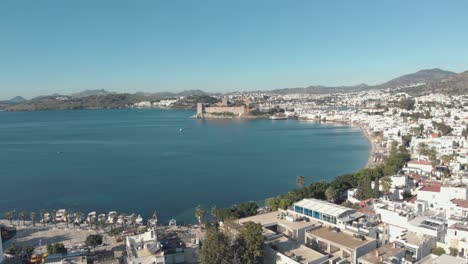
[40,213,51,224]
[86,212,97,224]
[117,216,126,225]
[168,219,177,226]
[55,209,67,222]
[269,114,288,120]
[106,211,117,224]
[74,216,82,224]
[98,214,106,222]
[135,215,143,225]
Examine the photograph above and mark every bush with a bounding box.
[46,243,67,254]
[432,247,446,256]
[85,234,103,248]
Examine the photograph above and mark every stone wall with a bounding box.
[204,106,246,115]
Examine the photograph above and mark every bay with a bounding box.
[0,109,369,224]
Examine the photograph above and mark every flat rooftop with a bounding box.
[238,211,318,230]
[359,244,404,263]
[267,235,325,264]
[307,226,374,249]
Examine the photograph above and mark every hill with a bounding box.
[400,71,468,96]
[378,68,456,89]
[70,89,115,98]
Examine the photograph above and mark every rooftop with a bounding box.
[266,235,325,264]
[295,198,355,218]
[358,244,404,264]
[306,226,374,249]
[238,211,318,230]
[419,185,441,192]
[408,160,433,166]
[452,199,468,209]
[418,254,468,264]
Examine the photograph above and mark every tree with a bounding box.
[417,142,429,157]
[85,234,103,248]
[373,176,380,198]
[381,176,392,197]
[296,175,305,188]
[441,155,454,166]
[40,209,47,227]
[47,243,67,254]
[51,210,57,227]
[234,222,265,264]
[200,227,232,264]
[195,205,205,225]
[432,247,446,256]
[325,186,337,202]
[30,212,36,227]
[19,212,25,226]
[64,211,69,228]
[402,189,413,200]
[76,212,83,226]
[211,207,220,224]
[6,210,15,225]
[449,247,458,256]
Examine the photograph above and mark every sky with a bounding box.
[1,0,468,100]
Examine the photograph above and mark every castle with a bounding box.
[196,96,249,118]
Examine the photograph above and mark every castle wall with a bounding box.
[204,106,246,115]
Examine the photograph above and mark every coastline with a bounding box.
[356,123,378,169]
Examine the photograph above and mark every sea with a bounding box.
[0,109,369,224]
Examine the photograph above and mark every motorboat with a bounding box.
[168,219,177,226]
[86,212,97,224]
[106,211,117,224]
[135,215,143,225]
[55,209,67,222]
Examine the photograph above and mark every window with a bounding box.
[313,211,321,219]
[294,206,304,214]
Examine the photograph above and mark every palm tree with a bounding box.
[417,142,429,157]
[194,205,205,226]
[381,176,392,198]
[441,154,454,166]
[119,213,126,227]
[98,214,105,228]
[51,210,57,227]
[30,212,36,227]
[211,206,220,224]
[76,212,83,227]
[40,209,47,227]
[6,210,15,225]
[19,212,25,226]
[64,211,69,228]
[296,175,305,188]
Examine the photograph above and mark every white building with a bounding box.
[125,228,185,264]
[417,183,468,209]
[293,198,365,228]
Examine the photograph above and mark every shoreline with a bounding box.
[356,123,378,168]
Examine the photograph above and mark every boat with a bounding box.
[106,211,117,224]
[86,212,96,224]
[135,215,143,225]
[98,214,106,222]
[117,215,126,225]
[168,219,177,226]
[55,209,67,222]
[73,214,82,224]
[269,114,288,120]
[40,213,51,224]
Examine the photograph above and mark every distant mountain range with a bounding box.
[2,68,467,111]
[268,68,463,95]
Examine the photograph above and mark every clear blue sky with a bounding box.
[1,0,468,100]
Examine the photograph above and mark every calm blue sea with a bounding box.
[0,109,369,224]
